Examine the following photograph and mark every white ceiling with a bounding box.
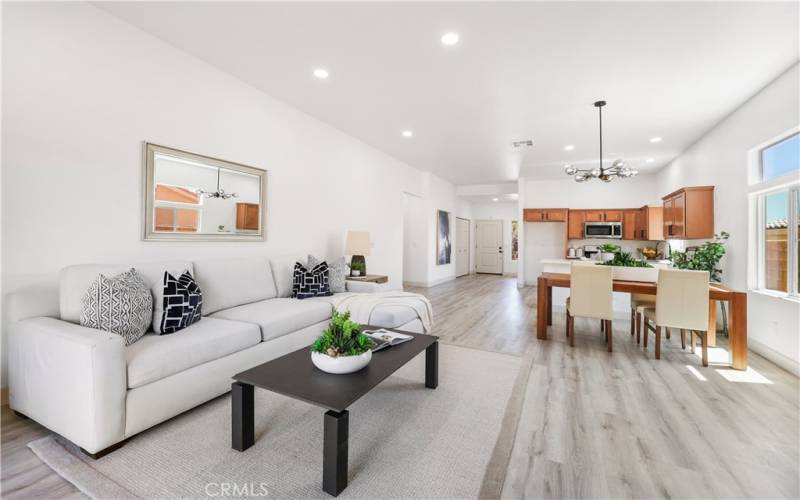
[98,1,799,185]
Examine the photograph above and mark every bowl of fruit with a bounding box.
[639,247,660,260]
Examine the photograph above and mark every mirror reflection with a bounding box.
[144,144,266,240]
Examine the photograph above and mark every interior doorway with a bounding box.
[456,217,471,277]
[402,192,426,285]
[476,220,503,274]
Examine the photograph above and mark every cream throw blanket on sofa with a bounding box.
[334,292,434,333]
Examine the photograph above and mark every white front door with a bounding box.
[456,217,470,277]
[476,220,503,274]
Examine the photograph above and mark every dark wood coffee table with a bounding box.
[231,327,438,497]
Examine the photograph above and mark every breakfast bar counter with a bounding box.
[536,272,748,370]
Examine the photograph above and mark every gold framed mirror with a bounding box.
[142,143,267,241]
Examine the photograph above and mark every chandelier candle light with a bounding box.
[564,100,638,183]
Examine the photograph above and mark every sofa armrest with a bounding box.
[345,280,383,293]
[8,317,127,453]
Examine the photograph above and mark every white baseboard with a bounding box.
[748,338,800,377]
[403,275,456,288]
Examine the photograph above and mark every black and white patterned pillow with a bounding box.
[157,271,203,334]
[307,255,347,293]
[292,261,333,299]
[80,268,153,345]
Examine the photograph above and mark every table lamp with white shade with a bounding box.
[345,230,370,276]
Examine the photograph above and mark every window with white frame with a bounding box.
[752,131,799,296]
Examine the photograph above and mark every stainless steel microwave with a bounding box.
[584,222,622,239]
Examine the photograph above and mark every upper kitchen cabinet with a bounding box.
[635,205,664,241]
[662,186,714,239]
[585,209,622,222]
[567,210,585,239]
[622,210,638,240]
[524,208,568,222]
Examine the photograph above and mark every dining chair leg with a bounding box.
[680,329,686,350]
[666,328,671,340]
[635,312,642,345]
[654,326,661,360]
[642,316,649,348]
[606,320,613,352]
[630,309,635,336]
[690,331,695,354]
[701,331,709,367]
[600,320,605,334]
[565,310,570,338]
[569,315,575,347]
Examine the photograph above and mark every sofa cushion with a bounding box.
[192,257,277,315]
[269,254,305,298]
[60,260,192,324]
[125,317,260,389]
[211,298,332,341]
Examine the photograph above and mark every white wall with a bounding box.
[656,63,800,375]
[469,201,519,275]
[0,3,461,384]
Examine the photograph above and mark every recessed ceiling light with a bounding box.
[649,137,662,143]
[313,68,329,79]
[492,197,499,202]
[441,32,459,46]
[564,145,575,151]
[402,130,414,138]
[646,158,655,163]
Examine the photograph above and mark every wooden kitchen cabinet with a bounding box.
[524,208,567,222]
[584,210,605,222]
[662,186,714,239]
[584,209,622,222]
[567,210,585,239]
[236,202,260,231]
[622,210,638,240]
[636,205,664,241]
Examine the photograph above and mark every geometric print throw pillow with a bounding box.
[80,268,153,345]
[307,254,347,293]
[157,270,203,335]
[292,261,333,299]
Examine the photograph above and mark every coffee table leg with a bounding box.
[426,341,438,389]
[232,382,254,452]
[323,410,348,496]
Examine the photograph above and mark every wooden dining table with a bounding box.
[536,272,748,370]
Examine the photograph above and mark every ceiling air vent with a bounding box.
[512,140,533,148]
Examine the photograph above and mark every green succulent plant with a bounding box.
[599,250,653,268]
[350,260,366,272]
[311,311,374,357]
[600,243,620,253]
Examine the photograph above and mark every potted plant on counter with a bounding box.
[310,311,375,374]
[599,243,620,262]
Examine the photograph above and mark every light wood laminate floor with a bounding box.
[3,274,798,499]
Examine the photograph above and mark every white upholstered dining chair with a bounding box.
[566,263,614,351]
[642,268,710,365]
[630,293,655,344]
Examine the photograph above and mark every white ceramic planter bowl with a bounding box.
[311,350,372,374]
[606,264,660,283]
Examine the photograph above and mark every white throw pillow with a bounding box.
[80,269,152,345]
[307,255,347,293]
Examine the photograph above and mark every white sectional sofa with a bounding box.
[7,256,422,457]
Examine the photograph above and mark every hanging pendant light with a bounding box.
[197,168,238,199]
[564,100,638,182]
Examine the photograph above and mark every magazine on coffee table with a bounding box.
[363,329,413,352]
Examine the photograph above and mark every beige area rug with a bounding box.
[29,344,521,499]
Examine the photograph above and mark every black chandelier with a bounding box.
[197,168,238,199]
[564,100,638,182]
